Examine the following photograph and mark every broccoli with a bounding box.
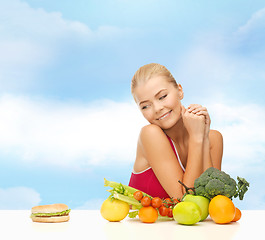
[194,167,249,200]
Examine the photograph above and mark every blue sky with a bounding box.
[0,0,265,210]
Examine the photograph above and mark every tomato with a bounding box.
[151,197,162,209]
[163,198,179,208]
[159,205,169,216]
[141,196,151,207]
[167,208,173,218]
[133,191,143,201]
[163,198,173,207]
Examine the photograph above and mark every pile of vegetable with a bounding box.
[101,167,249,225]
[193,167,249,200]
[102,178,178,223]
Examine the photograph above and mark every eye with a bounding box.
[141,105,149,110]
[159,94,167,100]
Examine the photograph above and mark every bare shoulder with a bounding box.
[134,124,169,172]
[139,124,166,144]
[140,124,164,136]
[138,124,171,151]
[209,129,223,147]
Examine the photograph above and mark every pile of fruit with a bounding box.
[101,167,249,225]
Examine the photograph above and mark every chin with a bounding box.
[159,118,181,130]
[157,121,175,130]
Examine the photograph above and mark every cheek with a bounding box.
[165,96,178,108]
[141,109,153,121]
[167,97,181,114]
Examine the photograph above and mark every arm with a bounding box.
[209,130,223,170]
[139,106,206,199]
[202,138,213,170]
[181,105,206,188]
[139,124,185,199]
[183,137,204,188]
[187,104,223,170]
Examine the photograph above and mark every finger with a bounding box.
[189,107,207,114]
[187,104,202,112]
[188,104,202,109]
[192,107,207,114]
[195,111,211,124]
[188,104,202,108]
[192,111,208,115]
[195,111,209,119]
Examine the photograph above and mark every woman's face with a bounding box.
[134,75,183,130]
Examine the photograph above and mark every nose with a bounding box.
[153,101,163,113]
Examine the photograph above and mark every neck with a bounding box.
[163,117,188,144]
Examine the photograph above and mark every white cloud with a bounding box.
[174,12,265,109]
[236,7,265,36]
[0,94,264,174]
[208,102,265,173]
[0,186,41,209]
[233,7,265,55]
[0,94,147,168]
[0,0,126,41]
[0,94,264,209]
[0,0,133,89]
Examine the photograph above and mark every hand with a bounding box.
[181,105,205,141]
[187,104,211,139]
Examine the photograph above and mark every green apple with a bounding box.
[182,194,210,221]
[172,202,201,225]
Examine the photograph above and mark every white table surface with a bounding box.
[1,210,264,240]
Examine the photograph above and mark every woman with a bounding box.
[128,63,223,200]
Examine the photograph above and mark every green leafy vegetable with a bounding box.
[194,167,250,200]
[234,176,250,200]
[128,211,139,218]
[30,209,71,218]
[111,192,142,209]
[104,178,151,212]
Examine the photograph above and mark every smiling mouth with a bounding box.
[157,110,172,120]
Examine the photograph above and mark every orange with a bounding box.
[138,206,158,223]
[232,207,242,222]
[209,195,236,224]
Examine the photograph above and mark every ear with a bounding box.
[178,84,184,100]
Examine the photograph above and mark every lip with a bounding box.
[157,110,172,120]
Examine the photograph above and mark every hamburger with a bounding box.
[31,203,71,223]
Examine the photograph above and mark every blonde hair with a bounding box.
[131,63,178,95]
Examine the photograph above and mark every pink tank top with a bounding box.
[128,136,185,199]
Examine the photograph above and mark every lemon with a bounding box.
[100,198,130,222]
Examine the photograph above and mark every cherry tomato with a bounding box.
[159,205,169,216]
[167,208,173,218]
[163,198,173,207]
[151,197,162,209]
[133,191,143,201]
[141,196,151,207]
